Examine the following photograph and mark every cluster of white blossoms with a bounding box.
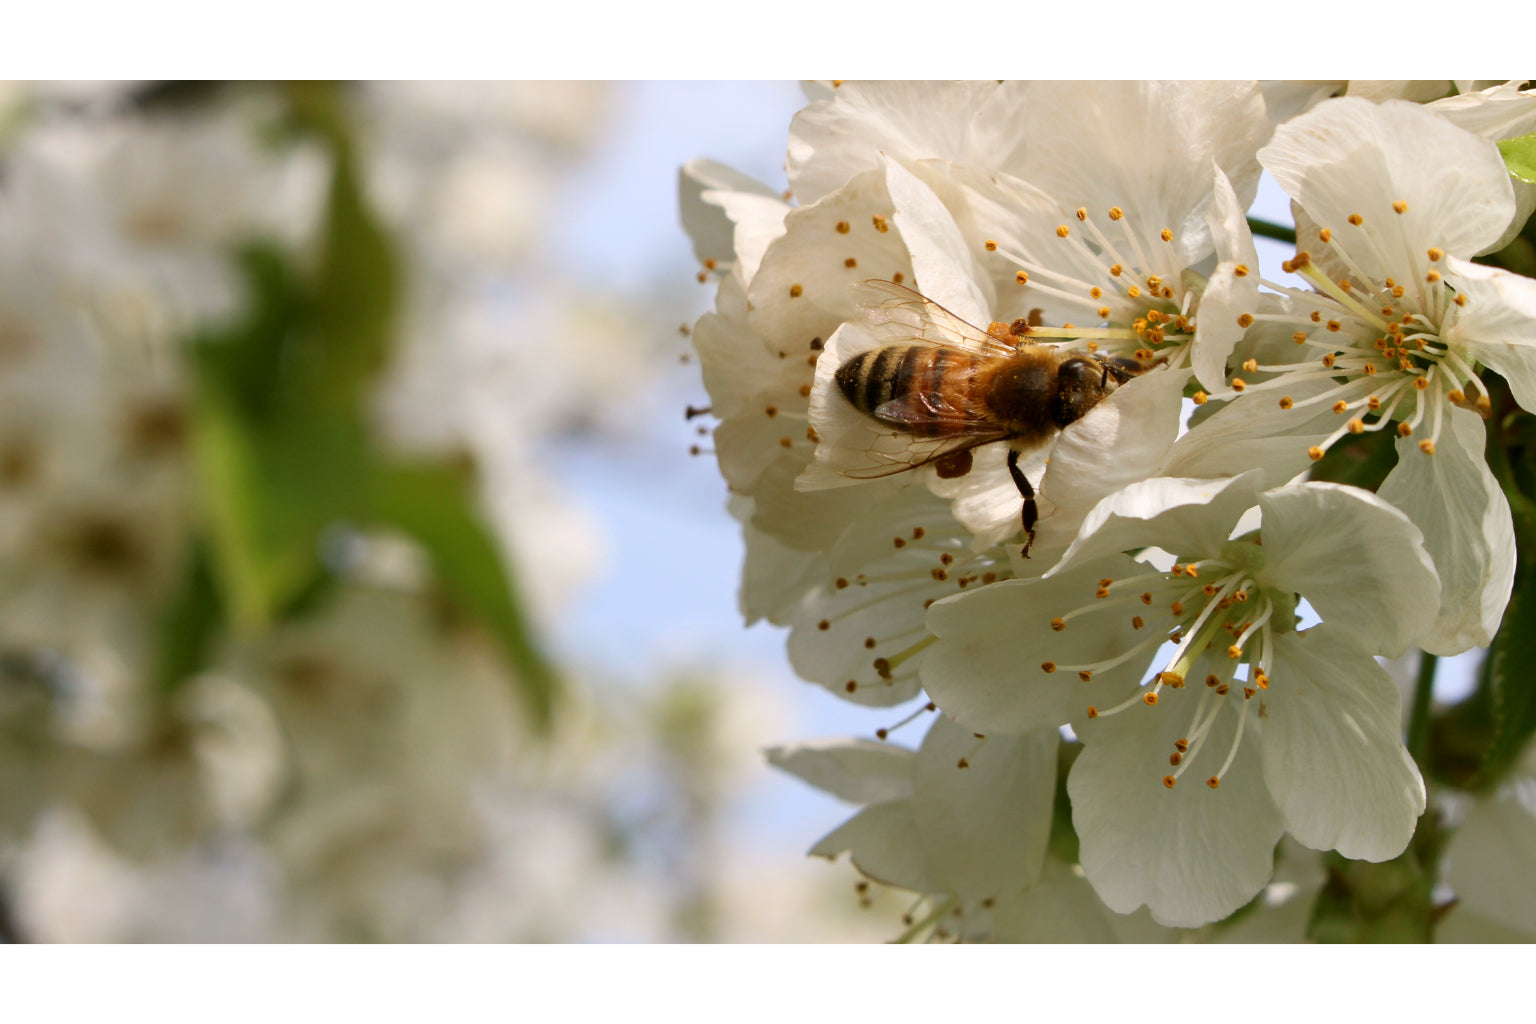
[684,81,1536,936]
[0,82,825,944]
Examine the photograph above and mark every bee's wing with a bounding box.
[871,390,1001,435]
[838,432,1010,480]
[852,279,1016,357]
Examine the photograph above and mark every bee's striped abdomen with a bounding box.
[834,345,984,436]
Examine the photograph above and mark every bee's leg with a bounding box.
[1006,448,1038,559]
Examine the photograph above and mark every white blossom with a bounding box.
[922,473,1435,925]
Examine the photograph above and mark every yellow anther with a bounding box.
[1308,446,1325,461]
[1348,418,1365,434]
[1108,207,1124,221]
[1348,213,1364,226]
[1079,670,1093,682]
[1161,228,1173,241]
[1293,332,1308,345]
[1419,439,1436,454]
[1398,422,1414,437]
[789,284,803,297]
[1016,270,1029,284]
[1163,775,1176,788]
[1238,313,1254,328]
[1230,378,1247,392]
[1455,293,1467,306]
[1392,200,1408,214]
[1332,400,1348,414]
[1242,358,1258,373]
[1207,776,1221,789]
[1109,264,1123,277]
[1056,225,1070,238]
[1042,662,1056,673]
[1127,286,1141,298]
[1414,376,1430,391]
[1227,644,1242,659]
[1319,228,1332,242]
[1144,693,1158,706]
[1279,396,1294,410]
[1427,269,1442,283]
[1427,247,1444,262]
[1076,208,1088,221]
[1087,706,1099,718]
[1234,264,1249,277]
[984,239,997,251]
[1050,617,1066,632]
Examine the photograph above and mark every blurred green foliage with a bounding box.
[173,82,557,728]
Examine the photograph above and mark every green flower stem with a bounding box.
[1407,651,1437,770]
[1246,216,1297,246]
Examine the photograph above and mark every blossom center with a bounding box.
[984,204,1194,365]
[1044,540,1286,790]
[1230,226,1491,461]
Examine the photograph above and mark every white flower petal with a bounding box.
[1049,472,1265,578]
[808,800,942,893]
[767,738,915,805]
[1444,778,1536,938]
[1257,482,1439,657]
[1070,697,1285,928]
[912,717,1056,901]
[1261,98,1514,282]
[923,557,1149,735]
[1261,628,1425,861]
[884,157,991,325]
[747,167,911,360]
[1019,82,1269,267]
[786,81,1032,205]
[1444,255,1536,413]
[1377,404,1515,655]
[755,452,896,554]
[1429,81,1536,142]
[735,508,826,626]
[1039,367,1191,524]
[1193,165,1261,392]
[987,858,1123,942]
[1163,376,1346,488]
[679,158,784,272]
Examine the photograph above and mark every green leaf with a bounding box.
[1474,579,1536,787]
[186,86,398,630]
[150,542,223,699]
[188,378,276,631]
[372,462,560,730]
[1498,133,1536,185]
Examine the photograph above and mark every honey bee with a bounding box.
[825,280,1154,556]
